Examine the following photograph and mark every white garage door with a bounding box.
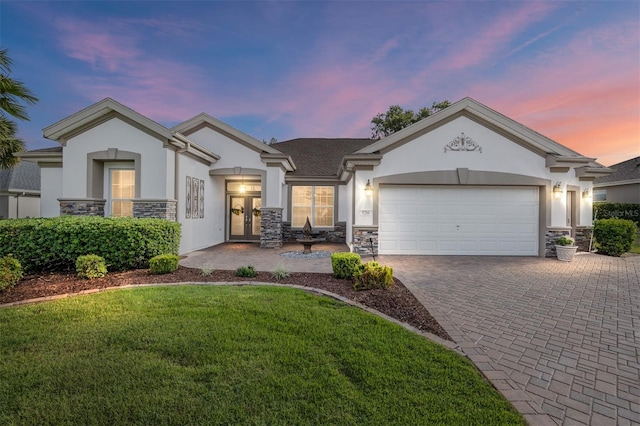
[379,186,539,255]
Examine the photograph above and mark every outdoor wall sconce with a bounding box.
[582,189,591,199]
[553,182,563,199]
[364,179,373,196]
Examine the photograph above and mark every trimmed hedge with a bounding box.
[594,203,640,226]
[593,218,637,257]
[76,254,107,279]
[0,254,23,291]
[0,216,181,273]
[331,252,362,279]
[149,254,180,275]
[353,261,394,290]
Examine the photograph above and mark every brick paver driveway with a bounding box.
[379,253,640,426]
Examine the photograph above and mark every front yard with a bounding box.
[0,285,524,425]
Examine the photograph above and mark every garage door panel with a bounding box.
[379,186,539,256]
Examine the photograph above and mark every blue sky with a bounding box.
[1,0,638,166]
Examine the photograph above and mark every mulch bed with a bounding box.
[0,267,452,342]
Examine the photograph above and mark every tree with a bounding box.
[370,100,451,139]
[0,48,38,169]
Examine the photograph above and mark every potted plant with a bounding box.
[555,235,578,262]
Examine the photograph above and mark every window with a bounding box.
[110,169,135,217]
[292,186,334,227]
[593,189,606,202]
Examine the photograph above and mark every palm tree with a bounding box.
[0,48,38,169]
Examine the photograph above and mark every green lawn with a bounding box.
[0,286,524,425]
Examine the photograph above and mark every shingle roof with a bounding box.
[594,156,640,184]
[0,161,41,192]
[273,138,374,177]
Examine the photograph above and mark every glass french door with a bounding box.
[229,196,261,241]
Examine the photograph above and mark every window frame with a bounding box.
[290,185,336,228]
[104,163,135,217]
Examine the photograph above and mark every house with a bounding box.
[0,161,40,219]
[593,156,640,203]
[20,97,612,257]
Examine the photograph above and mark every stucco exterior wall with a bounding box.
[5,195,40,218]
[40,167,62,217]
[184,127,265,171]
[596,183,640,204]
[378,116,548,179]
[62,117,170,199]
[177,154,222,254]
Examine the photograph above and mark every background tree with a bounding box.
[0,48,38,169]
[370,100,450,139]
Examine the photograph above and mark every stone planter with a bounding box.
[555,245,578,262]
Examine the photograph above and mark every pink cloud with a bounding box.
[436,2,556,71]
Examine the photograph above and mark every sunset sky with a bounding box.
[1,0,638,166]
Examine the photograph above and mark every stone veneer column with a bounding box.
[132,199,177,220]
[260,207,283,248]
[353,226,378,257]
[59,198,106,216]
[544,228,572,257]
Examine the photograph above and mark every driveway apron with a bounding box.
[379,253,640,426]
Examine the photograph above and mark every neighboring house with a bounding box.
[0,161,40,219]
[593,156,640,203]
[21,97,612,257]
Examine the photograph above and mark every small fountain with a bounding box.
[296,217,325,254]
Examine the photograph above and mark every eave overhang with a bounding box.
[260,153,296,172]
[17,151,63,167]
[575,166,615,181]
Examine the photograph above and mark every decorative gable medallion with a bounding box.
[444,133,482,153]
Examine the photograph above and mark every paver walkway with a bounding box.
[379,253,640,426]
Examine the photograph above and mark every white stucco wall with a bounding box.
[62,117,171,199]
[377,116,548,179]
[177,154,224,254]
[185,127,265,171]
[338,183,350,223]
[40,167,62,217]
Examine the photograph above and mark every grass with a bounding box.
[0,285,524,425]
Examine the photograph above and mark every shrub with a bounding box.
[201,267,213,277]
[594,218,637,256]
[331,252,362,279]
[0,254,23,291]
[149,254,180,275]
[75,254,107,279]
[271,265,290,280]
[236,265,256,278]
[556,236,575,246]
[593,218,637,257]
[0,216,180,273]
[353,261,394,290]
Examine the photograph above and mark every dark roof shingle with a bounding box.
[0,161,41,192]
[594,156,640,184]
[274,138,374,177]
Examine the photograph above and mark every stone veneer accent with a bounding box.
[59,198,105,216]
[260,207,283,249]
[544,228,572,257]
[132,199,177,221]
[282,221,346,243]
[575,226,593,252]
[353,226,378,257]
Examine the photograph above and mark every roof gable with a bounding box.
[356,97,600,167]
[43,98,173,143]
[173,113,283,155]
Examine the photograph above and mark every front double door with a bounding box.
[229,196,261,241]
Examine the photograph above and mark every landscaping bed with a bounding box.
[0,267,452,341]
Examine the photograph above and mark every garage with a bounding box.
[378,186,539,255]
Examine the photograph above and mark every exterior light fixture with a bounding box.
[582,189,590,199]
[364,179,373,195]
[553,182,563,199]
